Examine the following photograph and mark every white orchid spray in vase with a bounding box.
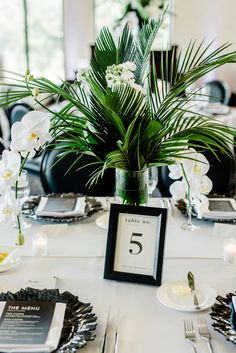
[168,149,213,230]
[0,111,51,245]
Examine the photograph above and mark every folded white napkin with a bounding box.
[35,196,86,218]
[0,302,66,352]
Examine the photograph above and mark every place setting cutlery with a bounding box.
[184,320,198,353]
[198,317,213,353]
[187,271,201,310]
[101,308,120,353]
[184,317,214,353]
[101,328,119,353]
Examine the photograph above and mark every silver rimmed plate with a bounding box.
[210,292,236,344]
[156,281,217,312]
[22,194,103,223]
[0,288,97,352]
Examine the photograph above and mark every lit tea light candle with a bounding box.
[32,232,48,256]
[224,238,236,263]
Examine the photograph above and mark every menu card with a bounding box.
[0,301,55,344]
[0,301,66,352]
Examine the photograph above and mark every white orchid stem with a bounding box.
[19,152,30,177]
[15,152,30,246]
[180,163,192,225]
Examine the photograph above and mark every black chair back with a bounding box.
[0,137,6,155]
[40,147,115,196]
[6,102,31,127]
[204,80,231,105]
[204,149,235,196]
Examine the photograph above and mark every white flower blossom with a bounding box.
[169,179,187,200]
[76,68,91,93]
[169,149,210,180]
[0,150,21,188]
[123,61,136,71]
[0,191,21,224]
[105,61,144,93]
[10,111,51,158]
[130,82,145,94]
[199,175,213,195]
[76,68,90,82]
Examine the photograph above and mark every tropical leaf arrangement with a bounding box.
[0,10,236,187]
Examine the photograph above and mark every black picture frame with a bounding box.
[104,204,167,286]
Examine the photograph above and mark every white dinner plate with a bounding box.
[95,213,109,229]
[156,281,217,312]
[0,246,21,273]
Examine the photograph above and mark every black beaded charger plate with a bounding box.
[210,292,236,344]
[22,193,103,223]
[0,288,97,352]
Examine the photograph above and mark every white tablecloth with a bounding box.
[0,198,235,353]
[0,198,227,259]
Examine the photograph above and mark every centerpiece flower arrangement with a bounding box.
[0,12,236,207]
[0,111,50,245]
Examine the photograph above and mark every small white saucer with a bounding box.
[0,257,21,273]
[156,281,217,312]
[95,213,109,229]
[0,246,21,273]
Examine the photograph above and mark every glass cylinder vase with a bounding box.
[115,169,148,206]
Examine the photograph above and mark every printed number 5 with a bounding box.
[129,233,143,255]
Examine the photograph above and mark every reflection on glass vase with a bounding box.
[115,169,148,206]
[12,170,31,232]
[148,167,158,198]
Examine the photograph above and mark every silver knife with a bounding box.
[187,271,201,310]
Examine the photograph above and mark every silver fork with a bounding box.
[198,317,214,353]
[184,320,198,353]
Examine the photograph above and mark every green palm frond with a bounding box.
[90,27,117,89]
[117,24,136,63]
[134,16,166,83]
[153,41,236,119]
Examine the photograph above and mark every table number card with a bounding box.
[114,213,161,277]
[104,204,167,286]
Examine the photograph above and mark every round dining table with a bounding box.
[0,197,235,353]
